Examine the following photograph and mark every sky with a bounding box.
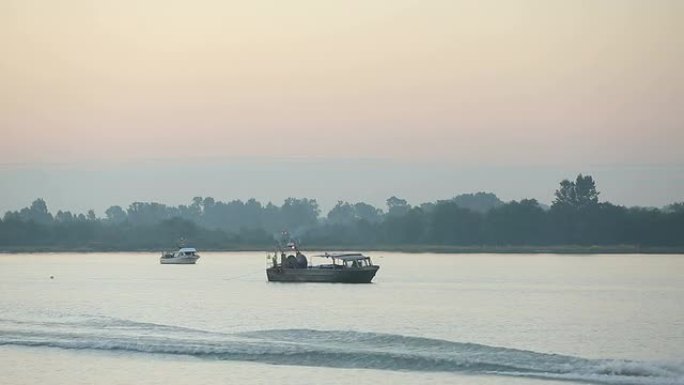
[1,0,682,215]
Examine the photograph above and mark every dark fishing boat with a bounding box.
[266,243,379,283]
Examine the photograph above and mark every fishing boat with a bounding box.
[160,247,200,264]
[266,242,379,283]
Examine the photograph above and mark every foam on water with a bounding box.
[0,317,682,385]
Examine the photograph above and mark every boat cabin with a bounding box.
[177,247,197,256]
[318,253,374,269]
[162,247,198,259]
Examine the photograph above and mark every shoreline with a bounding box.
[1,245,683,254]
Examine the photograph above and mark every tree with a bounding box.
[451,192,503,213]
[574,174,599,208]
[202,197,216,210]
[552,174,599,210]
[105,205,127,224]
[280,198,320,229]
[190,196,204,216]
[55,210,75,223]
[429,201,483,244]
[386,196,410,217]
[126,202,170,225]
[17,199,53,224]
[243,198,264,229]
[353,202,382,223]
[664,202,684,213]
[485,199,545,244]
[384,207,427,244]
[327,201,355,224]
[550,175,601,244]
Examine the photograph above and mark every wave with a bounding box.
[0,317,682,385]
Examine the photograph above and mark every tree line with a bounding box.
[1,175,683,250]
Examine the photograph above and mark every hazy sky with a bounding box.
[1,0,682,214]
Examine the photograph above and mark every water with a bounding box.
[1,252,683,385]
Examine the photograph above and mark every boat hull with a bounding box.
[266,266,379,283]
[160,256,199,264]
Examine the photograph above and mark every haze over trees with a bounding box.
[1,175,683,250]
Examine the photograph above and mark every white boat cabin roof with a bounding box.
[178,247,197,253]
[315,252,369,261]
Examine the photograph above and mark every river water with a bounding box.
[1,252,682,385]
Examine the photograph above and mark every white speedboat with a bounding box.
[160,247,200,264]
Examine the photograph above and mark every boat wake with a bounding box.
[0,317,682,385]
